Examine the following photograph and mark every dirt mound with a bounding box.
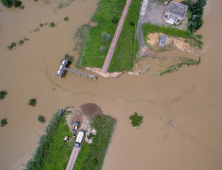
[80,103,103,117]
[66,103,103,134]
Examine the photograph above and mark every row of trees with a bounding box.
[181,0,207,32]
[1,0,22,8]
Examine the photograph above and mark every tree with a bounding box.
[38,115,46,123]
[1,0,22,8]
[1,0,12,8]
[0,91,7,99]
[1,119,7,126]
[29,98,36,106]
[182,0,207,32]
[129,112,143,127]
[64,53,74,64]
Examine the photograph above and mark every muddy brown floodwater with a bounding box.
[0,0,222,170]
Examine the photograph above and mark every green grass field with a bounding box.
[26,111,74,170]
[74,116,116,170]
[142,23,188,42]
[80,0,142,72]
[81,0,127,69]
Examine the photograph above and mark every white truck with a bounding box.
[74,130,85,148]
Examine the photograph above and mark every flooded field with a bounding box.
[0,0,222,170]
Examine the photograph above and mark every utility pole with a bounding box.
[187,15,197,29]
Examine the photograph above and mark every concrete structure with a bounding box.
[57,59,97,80]
[163,1,188,25]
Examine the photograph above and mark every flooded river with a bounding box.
[0,0,222,170]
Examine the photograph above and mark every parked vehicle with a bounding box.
[72,122,79,137]
[74,130,85,148]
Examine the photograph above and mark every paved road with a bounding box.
[137,21,146,47]
[101,0,132,73]
[66,146,80,170]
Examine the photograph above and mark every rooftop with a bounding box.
[165,1,188,18]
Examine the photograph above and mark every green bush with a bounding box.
[0,91,7,99]
[64,16,69,21]
[1,119,7,127]
[38,115,46,123]
[100,46,107,52]
[64,53,74,64]
[7,45,12,50]
[7,42,16,50]
[29,98,36,106]
[11,42,16,47]
[130,20,135,26]
[33,28,39,32]
[39,23,44,27]
[196,34,203,39]
[102,32,112,42]
[112,16,119,24]
[18,40,24,45]
[129,112,143,127]
[49,22,55,28]
[23,37,30,41]
[20,4,24,9]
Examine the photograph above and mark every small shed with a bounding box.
[163,1,188,25]
[159,35,167,47]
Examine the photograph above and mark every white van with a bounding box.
[74,130,85,148]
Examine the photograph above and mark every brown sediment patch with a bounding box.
[85,67,123,78]
[174,38,193,53]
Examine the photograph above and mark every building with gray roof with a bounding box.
[163,1,188,25]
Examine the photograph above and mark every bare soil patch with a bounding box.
[146,32,193,53]
[85,67,123,78]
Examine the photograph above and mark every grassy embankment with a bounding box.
[26,111,73,170]
[142,23,203,49]
[75,0,142,72]
[156,57,201,76]
[74,116,115,170]
[26,111,115,170]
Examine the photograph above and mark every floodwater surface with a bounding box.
[0,0,222,170]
